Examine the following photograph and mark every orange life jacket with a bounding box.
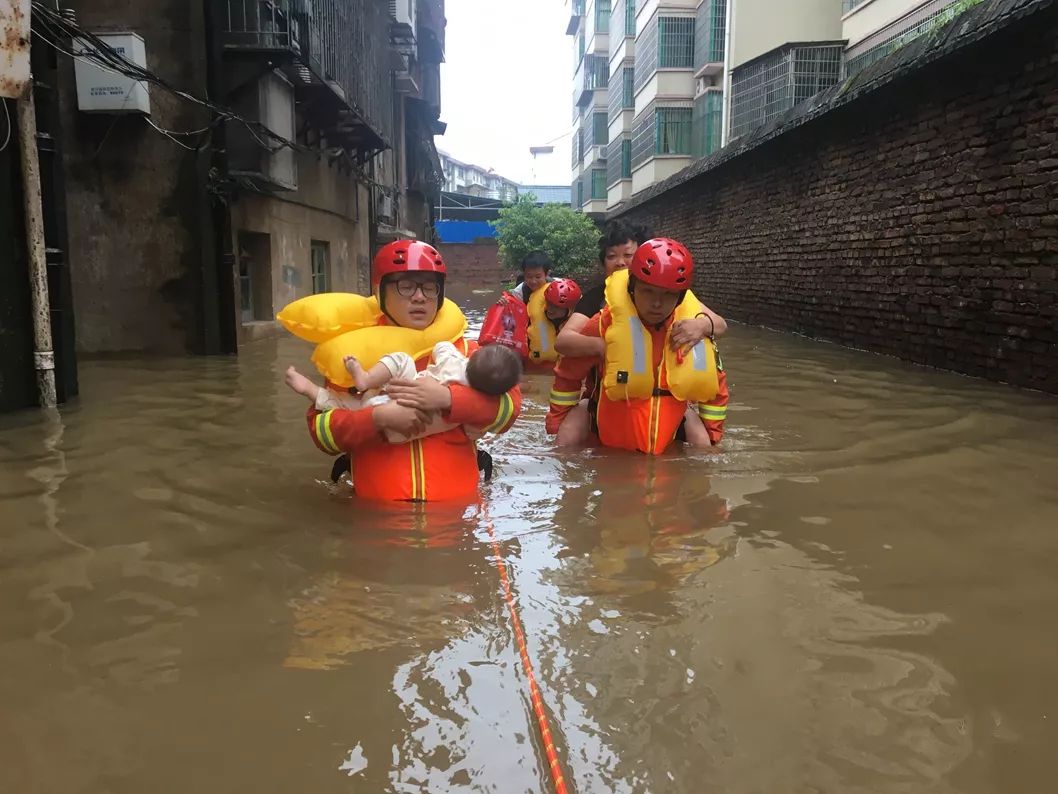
[336,338,485,502]
[593,313,688,455]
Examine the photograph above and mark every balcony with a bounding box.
[575,54,609,107]
[221,0,393,159]
[567,0,585,35]
[222,0,302,53]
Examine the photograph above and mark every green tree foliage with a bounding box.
[491,195,600,279]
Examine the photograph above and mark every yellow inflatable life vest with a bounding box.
[526,285,559,363]
[276,292,468,388]
[277,292,381,343]
[601,269,719,403]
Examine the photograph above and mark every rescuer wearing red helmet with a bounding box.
[545,238,729,454]
[523,277,583,372]
[305,240,522,501]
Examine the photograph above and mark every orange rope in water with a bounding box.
[484,519,570,794]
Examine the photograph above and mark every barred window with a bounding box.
[655,107,693,155]
[593,112,609,147]
[658,17,694,68]
[622,66,634,108]
[596,0,611,33]
[621,138,632,177]
[591,168,607,200]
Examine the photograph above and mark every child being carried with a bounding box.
[286,341,522,442]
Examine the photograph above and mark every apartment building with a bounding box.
[568,0,980,213]
[842,0,974,76]
[439,151,520,201]
[567,0,728,213]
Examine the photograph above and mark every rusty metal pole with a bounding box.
[17,81,57,407]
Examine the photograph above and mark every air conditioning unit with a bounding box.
[377,188,395,222]
[388,0,416,33]
[228,70,297,191]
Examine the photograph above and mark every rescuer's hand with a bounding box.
[373,402,429,437]
[387,377,453,412]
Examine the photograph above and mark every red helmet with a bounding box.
[371,240,447,291]
[545,278,582,309]
[629,238,693,291]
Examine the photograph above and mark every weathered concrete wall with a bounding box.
[59,0,212,354]
[618,1,1058,393]
[228,147,372,344]
[439,241,509,288]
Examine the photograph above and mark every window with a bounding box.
[658,17,694,68]
[655,107,693,155]
[577,178,584,207]
[621,138,632,177]
[591,168,607,200]
[593,112,609,147]
[311,241,330,294]
[626,0,636,35]
[622,66,634,108]
[596,0,611,33]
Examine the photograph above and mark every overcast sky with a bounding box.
[440,0,572,186]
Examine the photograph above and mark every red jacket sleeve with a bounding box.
[306,405,381,454]
[444,383,522,434]
[696,356,729,446]
[545,314,602,434]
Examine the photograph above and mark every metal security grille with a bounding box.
[591,168,608,199]
[596,0,611,34]
[621,138,632,177]
[606,137,623,187]
[658,17,694,68]
[692,89,723,157]
[631,103,656,168]
[626,0,636,35]
[845,0,960,77]
[634,14,657,94]
[694,0,726,67]
[605,63,632,125]
[729,43,843,140]
[594,111,609,147]
[655,107,693,155]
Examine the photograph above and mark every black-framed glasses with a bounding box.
[393,278,440,298]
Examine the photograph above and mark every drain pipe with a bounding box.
[17,82,57,408]
[721,0,735,148]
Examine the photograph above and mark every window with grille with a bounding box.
[622,66,634,108]
[577,178,584,207]
[596,0,611,33]
[311,241,330,294]
[658,17,694,68]
[591,169,607,200]
[621,139,632,177]
[655,107,692,155]
[626,0,636,35]
[695,0,726,67]
[692,90,723,157]
[631,106,655,169]
[593,112,609,147]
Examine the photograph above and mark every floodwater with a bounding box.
[2,289,1058,794]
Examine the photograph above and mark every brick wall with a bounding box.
[618,4,1058,393]
[439,242,512,288]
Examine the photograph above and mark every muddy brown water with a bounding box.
[2,289,1058,793]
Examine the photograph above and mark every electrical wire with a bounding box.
[30,1,295,153]
[0,100,11,154]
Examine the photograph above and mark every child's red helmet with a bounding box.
[545,278,582,309]
[629,238,693,291]
[371,240,447,292]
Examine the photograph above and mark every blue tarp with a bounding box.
[435,220,497,243]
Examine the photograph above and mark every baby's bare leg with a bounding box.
[285,366,321,402]
[343,356,394,392]
[556,401,591,446]
[682,407,712,448]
